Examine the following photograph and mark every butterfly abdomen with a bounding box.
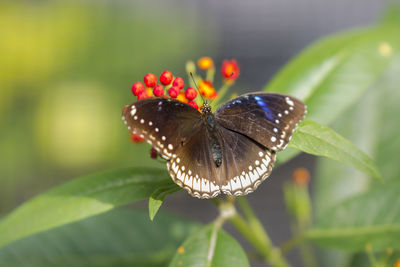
[203,107,223,168]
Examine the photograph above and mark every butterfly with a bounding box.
[122,92,306,198]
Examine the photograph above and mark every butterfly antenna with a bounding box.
[190,72,206,104]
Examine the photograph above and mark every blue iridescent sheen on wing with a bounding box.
[215,92,306,151]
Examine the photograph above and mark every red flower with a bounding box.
[150,147,158,159]
[131,82,145,96]
[137,91,150,100]
[131,133,144,143]
[168,86,180,98]
[153,84,164,97]
[221,59,240,81]
[144,73,157,87]
[172,77,185,90]
[185,87,197,100]
[160,71,173,85]
[188,100,199,110]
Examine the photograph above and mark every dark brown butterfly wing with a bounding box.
[215,92,306,151]
[215,126,276,196]
[166,125,221,198]
[165,121,276,198]
[123,93,305,199]
[122,98,202,159]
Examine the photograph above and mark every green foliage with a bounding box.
[264,25,400,126]
[0,168,173,248]
[290,119,381,179]
[0,209,198,267]
[307,181,400,252]
[169,223,249,267]
[149,183,181,221]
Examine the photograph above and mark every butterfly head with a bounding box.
[200,103,212,114]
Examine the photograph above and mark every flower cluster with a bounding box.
[127,57,240,159]
[131,71,198,108]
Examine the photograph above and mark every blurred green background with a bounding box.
[1,1,396,266]
[0,1,218,214]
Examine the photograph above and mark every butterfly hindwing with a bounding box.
[215,126,276,196]
[166,126,221,198]
[165,122,276,198]
[122,98,202,159]
[214,92,306,151]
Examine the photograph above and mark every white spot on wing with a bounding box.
[285,96,294,106]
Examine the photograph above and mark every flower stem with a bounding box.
[230,197,290,267]
[212,82,232,109]
[280,234,304,254]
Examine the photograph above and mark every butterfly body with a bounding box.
[122,92,305,198]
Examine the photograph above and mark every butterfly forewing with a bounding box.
[122,98,201,159]
[215,92,306,151]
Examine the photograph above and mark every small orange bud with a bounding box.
[146,87,153,97]
[199,80,217,99]
[221,59,240,81]
[395,258,400,267]
[176,91,188,103]
[177,246,185,254]
[197,57,214,70]
[292,168,310,186]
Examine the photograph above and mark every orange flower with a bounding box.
[221,59,240,81]
[146,87,153,97]
[197,57,214,70]
[176,91,189,103]
[199,80,217,99]
[395,259,400,267]
[292,168,310,186]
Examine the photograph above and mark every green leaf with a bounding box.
[0,209,199,267]
[306,181,400,252]
[0,167,175,248]
[169,223,249,267]
[288,119,381,180]
[149,183,181,221]
[265,25,400,126]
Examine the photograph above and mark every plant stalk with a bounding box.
[229,197,290,267]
